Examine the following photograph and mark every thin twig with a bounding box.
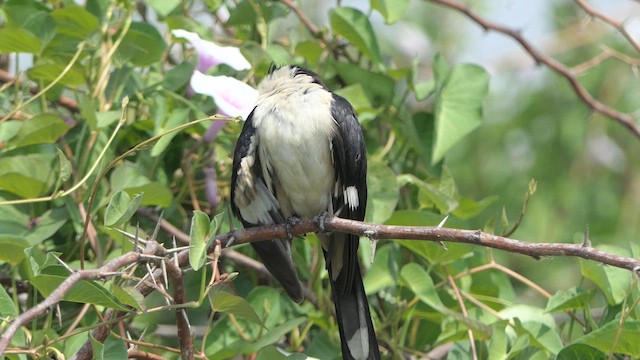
[0,69,79,113]
[446,271,477,360]
[574,0,640,54]
[426,0,640,139]
[0,242,163,353]
[279,0,322,39]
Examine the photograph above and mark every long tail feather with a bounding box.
[330,263,380,360]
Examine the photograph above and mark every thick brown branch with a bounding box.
[164,261,193,360]
[56,212,640,359]
[213,217,640,273]
[426,0,640,139]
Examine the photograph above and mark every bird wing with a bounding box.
[231,109,304,302]
[327,94,368,293]
[327,94,380,359]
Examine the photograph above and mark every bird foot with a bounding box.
[314,211,333,237]
[285,216,302,239]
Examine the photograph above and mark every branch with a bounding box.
[0,241,164,354]
[13,212,638,358]
[573,0,640,54]
[213,216,640,273]
[136,208,319,305]
[164,260,193,360]
[279,0,321,39]
[426,0,640,139]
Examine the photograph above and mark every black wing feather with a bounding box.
[329,94,380,359]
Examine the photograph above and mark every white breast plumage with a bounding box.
[253,83,336,219]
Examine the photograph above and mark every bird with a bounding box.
[230,65,380,359]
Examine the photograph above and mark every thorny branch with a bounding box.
[214,216,640,273]
[573,0,640,54]
[426,0,640,139]
[2,214,639,357]
[0,241,163,353]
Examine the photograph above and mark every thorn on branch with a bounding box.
[581,225,591,248]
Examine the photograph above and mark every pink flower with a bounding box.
[190,70,258,118]
[171,29,251,72]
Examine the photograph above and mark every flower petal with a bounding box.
[172,29,251,72]
[190,70,258,118]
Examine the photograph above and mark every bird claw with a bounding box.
[314,211,333,237]
[285,216,302,239]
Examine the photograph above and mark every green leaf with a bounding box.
[103,336,128,360]
[363,244,399,293]
[335,84,373,114]
[50,6,99,39]
[400,263,444,310]
[452,195,497,219]
[295,40,324,66]
[96,110,122,129]
[146,0,180,17]
[116,22,167,67]
[28,61,86,87]
[8,114,70,148]
[31,267,129,311]
[365,161,399,224]
[226,0,288,25]
[330,7,383,66]
[189,210,211,271]
[0,153,55,198]
[104,190,143,227]
[0,235,30,266]
[414,80,436,101]
[222,317,307,356]
[210,287,262,325]
[125,183,172,207]
[90,334,105,360]
[545,287,595,313]
[256,345,288,360]
[487,322,509,360]
[333,62,395,105]
[580,246,631,305]
[152,107,190,157]
[2,0,56,45]
[22,246,59,278]
[371,0,410,24]
[163,61,196,92]
[390,210,473,263]
[398,174,458,213]
[0,28,42,54]
[0,285,18,318]
[56,147,72,182]
[0,121,22,144]
[432,63,489,163]
[400,111,435,168]
[576,320,640,357]
[556,343,605,360]
[23,208,68,245]
[112,285,145,312]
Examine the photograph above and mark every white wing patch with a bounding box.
[344,186,359,210]
[234,134,280,225]
[238,181,279,225]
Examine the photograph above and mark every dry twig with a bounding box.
[426,0,640,138]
